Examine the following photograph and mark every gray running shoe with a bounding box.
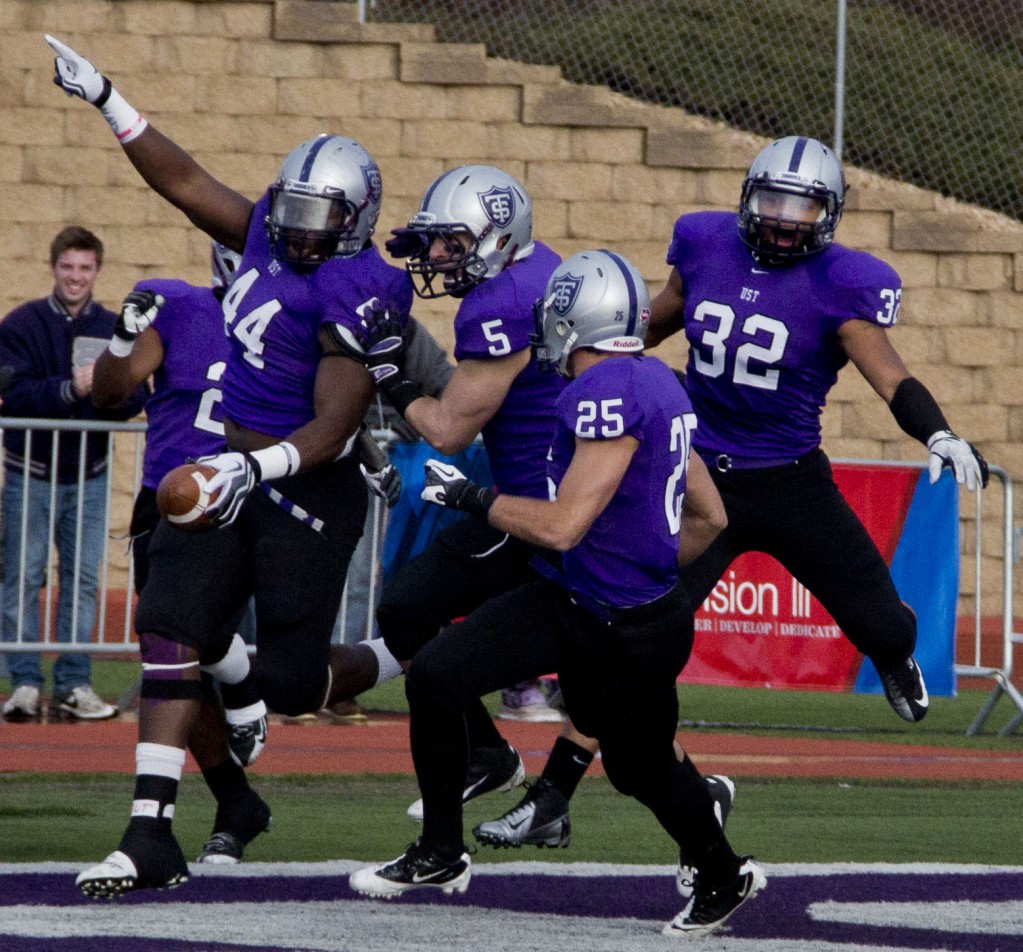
[473,778,571,848]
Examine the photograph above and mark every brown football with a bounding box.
[155,463,220,531]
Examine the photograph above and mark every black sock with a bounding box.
[202,759,250,805]
[465,697,504,749]
[540,736,594,799]
[220,672,262,712]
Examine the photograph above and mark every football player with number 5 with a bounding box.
[336,165,569,823]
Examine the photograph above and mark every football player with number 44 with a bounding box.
[351,250,765,938]
[47,34,407,898]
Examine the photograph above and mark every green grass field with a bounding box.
[2,660,1020,867]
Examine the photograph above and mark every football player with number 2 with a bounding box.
[93,243,276,866]
[47,35,406,898]
[351,251,765,938]
[480,136,989,861]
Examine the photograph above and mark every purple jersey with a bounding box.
[549,356,695,608]
[136,279,229,490]
[220,193,413,438]
[667,211,902,460]
[453,242,564,498]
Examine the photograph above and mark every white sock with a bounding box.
[363,637,402,687]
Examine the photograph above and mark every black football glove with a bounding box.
[115,290,164,345]
[422,460,496,518]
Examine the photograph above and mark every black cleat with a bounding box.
[664,857,767,937]
[879,655,929,722]
[676,774,736,900]
[407,743,525,821]
[350,840,471,899]
[77,827,188,899]
[197,789,272,864]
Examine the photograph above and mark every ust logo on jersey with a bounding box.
[478,186,516,227]
[551,273,583,316]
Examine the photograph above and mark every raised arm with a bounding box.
[46,35,252,251]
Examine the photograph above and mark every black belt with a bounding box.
[529,556,612,624]
[701,450,813,473]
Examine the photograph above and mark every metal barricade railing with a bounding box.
[0,420,392,665]
[0,418,146,657]
[834,458,1022,736]
[2,422,1020,736]
[956,464,1023,736]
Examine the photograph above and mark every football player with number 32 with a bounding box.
[47,35,407,898]
[485,136,990,861]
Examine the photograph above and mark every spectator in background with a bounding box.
[0,226,147,722]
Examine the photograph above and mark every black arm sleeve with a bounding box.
[888,377,949,445]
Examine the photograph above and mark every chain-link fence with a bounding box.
[361,0,1023,221]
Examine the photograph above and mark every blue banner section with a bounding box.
[854,469,959,697]
[382,440,493,586]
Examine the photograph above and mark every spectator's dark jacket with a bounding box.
[0,295,149,483]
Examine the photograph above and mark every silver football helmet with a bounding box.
[210,241,242,291]
[532,250,650,378]
[266,134,382,266]
[401,164,534,298]
[737,136,845,264]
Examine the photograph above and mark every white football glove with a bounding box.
[926,430,988,492]
[361,462,401,508]
[196,451,260,527]
[45,35,110,105]
[115,290,164,344]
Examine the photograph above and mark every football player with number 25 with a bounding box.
[351,250,765,938]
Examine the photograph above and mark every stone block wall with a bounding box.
[2,0,1021,620]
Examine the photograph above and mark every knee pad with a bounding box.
[139,632,203,701]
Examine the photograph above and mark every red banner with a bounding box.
[682,465,921,692]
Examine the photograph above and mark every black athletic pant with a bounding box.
[136,459,366,716]
[406,578,738,877]
[684,449,916,670]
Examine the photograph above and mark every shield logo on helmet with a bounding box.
[362,164,382,203]
[551,273,583,316]
[478,186,516,227]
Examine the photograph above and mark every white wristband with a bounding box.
[100,87,148,143]
[250,441,301,481]
[107,336,134,358]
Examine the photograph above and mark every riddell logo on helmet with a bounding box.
[611,339,638,349]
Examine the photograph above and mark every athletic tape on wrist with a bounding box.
[250,441,301,481]
[99,87,148,143]
[107,335,134,358]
